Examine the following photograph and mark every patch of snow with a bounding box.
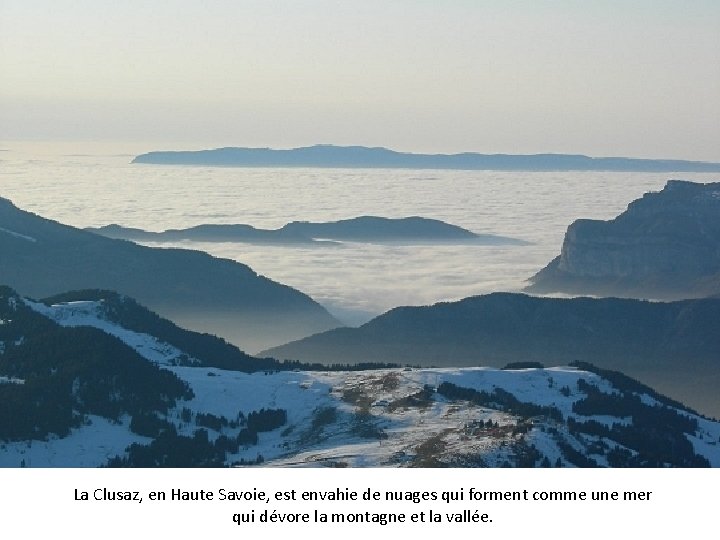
[688,417,720,467]
[0,416,149,468]
[525,427,566,466]
[161,366,611,467]
[24,299,198,366]
[0,226,37,243]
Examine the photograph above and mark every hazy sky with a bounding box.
[1,0,719,160]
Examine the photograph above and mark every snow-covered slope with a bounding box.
[25,299,199,367]
[1,291,719,468]
[167,365,720,468]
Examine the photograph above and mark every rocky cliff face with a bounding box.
[527,180,720,298]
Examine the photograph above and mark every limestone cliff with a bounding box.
[527,180,720,298]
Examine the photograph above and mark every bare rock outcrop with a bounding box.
[527,180,720,299]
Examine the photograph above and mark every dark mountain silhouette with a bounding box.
[87,216,526,245]
[87,223,323,245]
[132,145,720,172]
[262,292,720,417]
[0,197,340,352]
[526,180,720,299]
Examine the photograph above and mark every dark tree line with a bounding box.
[437,382,563,422]
[107,429,225,467]
[569,379,706,467]
[0,288,192,442]
[110,407,288,467]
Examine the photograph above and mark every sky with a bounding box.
[1,0,719,160]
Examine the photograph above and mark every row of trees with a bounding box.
[0,291,193,442]
[568,379,706,467]
[112,408,288,467]
[437,382,564,422]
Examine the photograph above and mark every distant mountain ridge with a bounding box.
[263,292,720,417]
[527,180,720,298]
[132,144,720,172]
[0,197,340,352]
[87,215,527,245]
